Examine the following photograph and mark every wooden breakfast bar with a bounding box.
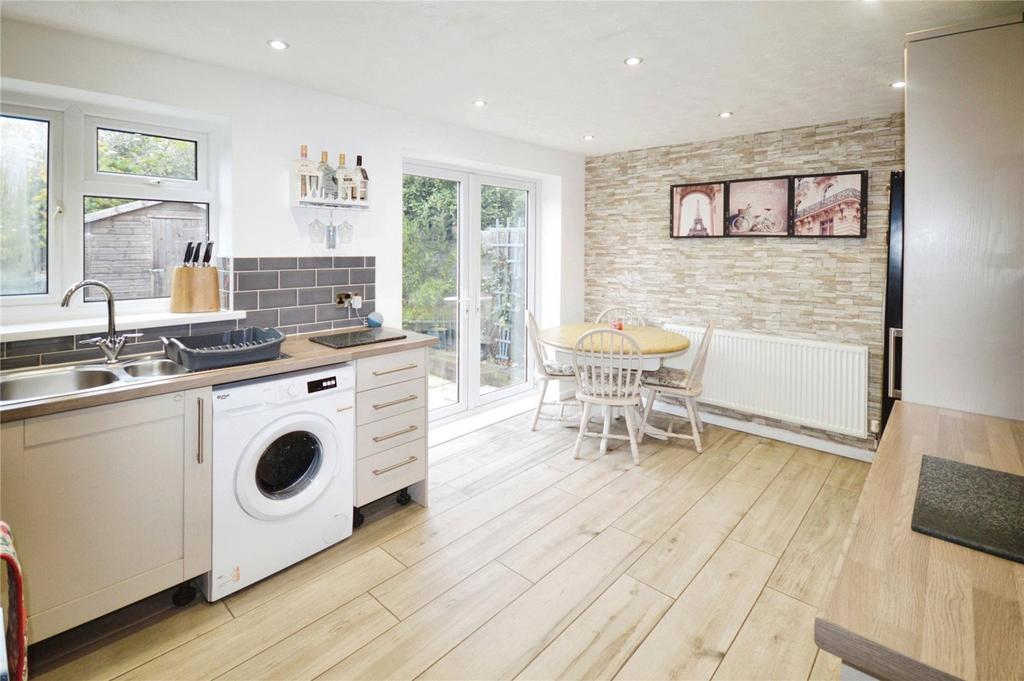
[815,401,1024,681]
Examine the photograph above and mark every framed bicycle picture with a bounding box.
[724,176,792,237]
[669,182,725,238]
[792,170,868,237]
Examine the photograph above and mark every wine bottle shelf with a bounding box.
[295,196,370,210]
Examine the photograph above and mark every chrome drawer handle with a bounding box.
[373,363,418,377]
[373,425,418,443]
[372,456,419,476]
[373,394,418,410]
[337,405,353,412]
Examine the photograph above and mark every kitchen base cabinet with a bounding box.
[354,349,429,509]
[0,388,212,643]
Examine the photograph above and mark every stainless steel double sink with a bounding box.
[0,357,189,405]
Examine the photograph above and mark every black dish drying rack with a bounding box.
[161,327,286,371]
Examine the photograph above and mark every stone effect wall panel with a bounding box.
[585,114,904,438]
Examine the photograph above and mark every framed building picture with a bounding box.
[792,171,868,237]
[725,176,791,236]
[670,182,725,237]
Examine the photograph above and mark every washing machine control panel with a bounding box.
[306,376,338,394]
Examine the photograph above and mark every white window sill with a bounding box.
[0,309,246,343]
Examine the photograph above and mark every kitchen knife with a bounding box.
[192,242,203,267]
[202,241,214,267]
[183,241,194,266]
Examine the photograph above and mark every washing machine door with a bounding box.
[236,413,339,520]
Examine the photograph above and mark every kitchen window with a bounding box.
[0,93,220,322]
[0,108,61,298]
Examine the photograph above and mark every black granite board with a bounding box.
[309,329,407,350]
[911,455,1024,564]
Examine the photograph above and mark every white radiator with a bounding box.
[663,324,869,439]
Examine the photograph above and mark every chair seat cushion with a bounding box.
[642,366,690,389]
[543,360,575,377]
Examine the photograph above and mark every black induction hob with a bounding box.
[309,328,407,350]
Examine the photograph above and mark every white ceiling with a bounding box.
[3,1,1021,155]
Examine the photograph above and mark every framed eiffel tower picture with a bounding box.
[670,182,725,238]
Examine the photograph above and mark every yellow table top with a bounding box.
[538,323,691,356]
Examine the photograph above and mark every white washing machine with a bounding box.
[201,363,355,601]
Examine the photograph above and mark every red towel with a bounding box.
[1,522,26,681]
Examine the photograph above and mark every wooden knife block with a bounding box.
[170,266,220,313]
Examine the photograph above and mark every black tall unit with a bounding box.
[881,170,904,432]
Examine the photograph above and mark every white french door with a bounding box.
[402,163,536,419]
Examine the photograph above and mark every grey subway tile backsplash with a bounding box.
[316,269,349,286]
[280,270,316,288]
[297,322,333,334]
[245,309,280,328]
[259,257,297,271]
[298,257,333,269]
[233,291,259,310]
[350,268,375,284]
[316,304,349,322]
[237,271,280,291]
[1,255,374,370]
[1,355,41,371]
[299,287,334,306]
[280,306,316,326]
[259,288,298,309]
[6,336,75,357]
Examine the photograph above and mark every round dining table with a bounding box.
[537,323,691,369]
[537,323,691,444]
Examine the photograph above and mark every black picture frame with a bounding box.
[669,182,726,238]
[791,170,868,238]
[724,175,792,237]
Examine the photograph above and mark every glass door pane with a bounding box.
[478,184,529,397]
[402,173,461,411]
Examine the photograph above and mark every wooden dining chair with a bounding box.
[595,306,645,326]
[572,328,645,463]
[527,310,577,431]
[638,321,715,452]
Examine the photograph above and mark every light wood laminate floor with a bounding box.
[31,411,869,681]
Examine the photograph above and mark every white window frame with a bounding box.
[1,92,221,323]
[0,104,64,307]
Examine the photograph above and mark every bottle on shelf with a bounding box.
[356,155,369,202]
[292,145,318,200]
[338,152,356,202]
[317,150,337,200]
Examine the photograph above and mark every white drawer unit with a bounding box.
[357,348,426,391]
[353,347,429,525]
[355,439,427,507]
[356,408,425,460]
[357,378,426,425]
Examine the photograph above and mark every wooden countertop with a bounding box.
[0,328,437,423]
[815,401,1024,681]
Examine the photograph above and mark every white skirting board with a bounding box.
[654,398,874,462]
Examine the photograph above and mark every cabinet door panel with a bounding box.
[2,392,189,642]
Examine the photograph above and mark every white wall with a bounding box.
[0,20,585,328]
[903,18,1024,420]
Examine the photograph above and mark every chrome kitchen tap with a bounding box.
[61,280,142,363]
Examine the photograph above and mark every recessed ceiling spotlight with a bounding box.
[583,134,595,141]
[890,80,906,88]
[267,39,290,50]
[719,111,733,118]
[624,56,644,66]
[473,99,487,108]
